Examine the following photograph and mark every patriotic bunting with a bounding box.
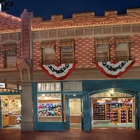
[41,63,76,80]
[95,60,135,78]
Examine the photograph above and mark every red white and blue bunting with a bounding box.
[95,60,135,78]
[41,63,76,80]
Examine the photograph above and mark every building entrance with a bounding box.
[69,98,82,129]
[91,93,135,129]
[0,95,21,129]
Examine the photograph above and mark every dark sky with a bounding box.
[6,0,140,19]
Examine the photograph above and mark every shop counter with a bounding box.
[38,116,62,122]
[9,114,21,125]
[2,115,9,126]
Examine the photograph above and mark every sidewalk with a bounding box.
[0,128,140,140]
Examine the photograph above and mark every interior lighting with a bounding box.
[109,88,114,96]
[73,94,76,97]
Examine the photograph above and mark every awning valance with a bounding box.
[59,40,74,47]
[0,43,16,52]
[115,37,133,44]
[94,38,112,46]
[40,41,55,49]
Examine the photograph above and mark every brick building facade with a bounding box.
[0,8,140,131]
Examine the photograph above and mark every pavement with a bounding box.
[0,128,140,140]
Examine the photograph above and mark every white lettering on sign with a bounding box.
[0,83,5,88]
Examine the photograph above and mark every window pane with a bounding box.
[37,94,62,122]
[37,83,61,92]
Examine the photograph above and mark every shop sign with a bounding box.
[0,83,5,88]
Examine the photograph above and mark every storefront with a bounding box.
[91,93,134,128]
[32,79,140,131]
[0,92,21,129]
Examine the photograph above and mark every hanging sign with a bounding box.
[95,60,135,78]
[41,63,76,80]
[0,83,6,88]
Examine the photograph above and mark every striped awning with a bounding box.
[59,40,74,47]
[40,41,55,49]
[115,37,133,44]
[0,43,16,52]
[94,38,112,46]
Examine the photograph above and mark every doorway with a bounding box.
[91,97,135,129]
[0,95,21,129]
[69,98,82,129]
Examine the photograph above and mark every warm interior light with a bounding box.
[73,94,76,97]
[109,88,114,96]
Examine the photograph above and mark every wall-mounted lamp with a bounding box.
[109,88,114,96]
[73,94,76,97]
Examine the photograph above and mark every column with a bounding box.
[21,82,34,131]
[83,92,91,131]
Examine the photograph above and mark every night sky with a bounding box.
[5,0,140,19]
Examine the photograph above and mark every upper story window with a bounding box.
[40,41,56,64]
[37,82,61,92]
[59,40,75,64]
[0,43,17,68]
[115,37,133,61]
[94,38,112,62]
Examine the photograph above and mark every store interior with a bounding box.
[92,97,133,128]
[37,94,62,122]
[1,95,21,129]
[69,98,81,129]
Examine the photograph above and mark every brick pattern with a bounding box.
[32,35,140,70]
[131,35,140,66]
[75,38,95,68]
[21,15,31,59]
[33,41,42,70]
[16,43,21,68]
[0,44,4,69]
[0,10,140,33]
[0,12,21,33]
[110,36,115,61]
[31,12,140,30]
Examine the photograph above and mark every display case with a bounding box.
[38,102,62,117]
[93,102,105,120]
[110,109,118,122]
[128,109,132,123]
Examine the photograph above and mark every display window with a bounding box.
[92,98,133,126]
[37,94,62,122]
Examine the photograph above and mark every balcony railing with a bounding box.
[0,62,17,69]
[60,58,76,64]
[113,56,135,61]
[93,57,111,62]
[41,59,58,65]
[93,56,135,63]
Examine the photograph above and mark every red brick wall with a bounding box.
[33,41,42,70]
[75,38,95,68]
[131,35,140,66]
[32,35,140,70]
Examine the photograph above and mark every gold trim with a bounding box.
[59,40,74,47]
[115,37,133,44]
[40,41,55,48]
[0,44,16,52]
[95,38,112,45]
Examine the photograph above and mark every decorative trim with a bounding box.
[95,60,135,78]
[41,63,76,80]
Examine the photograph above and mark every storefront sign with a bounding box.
[0,83,6,88]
